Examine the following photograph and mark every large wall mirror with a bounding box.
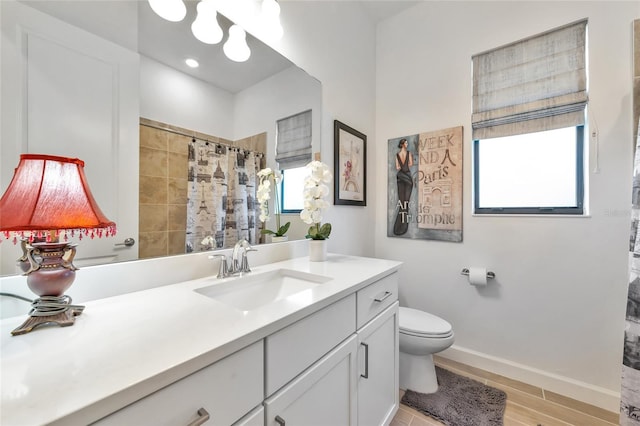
[0,0,322,276]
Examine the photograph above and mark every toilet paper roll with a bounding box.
[468,267,488,286]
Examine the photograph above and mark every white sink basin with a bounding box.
[194,268,332,311]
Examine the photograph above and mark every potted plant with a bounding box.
[300,161,332,260]
[257,167,290,242]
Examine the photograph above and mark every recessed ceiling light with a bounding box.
[185,58,199,68]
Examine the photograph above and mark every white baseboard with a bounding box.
[440,345,620,413]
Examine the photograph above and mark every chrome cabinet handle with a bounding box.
[275,415,286,425]
[114,237,135,247]
[361,342,369,379]
[187,408,210,426]
[374,291,392,303]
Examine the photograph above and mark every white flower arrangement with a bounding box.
[201,235,215,250]
[300,161,332,240]
[257,167,290,237]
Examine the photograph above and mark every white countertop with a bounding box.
[1,254,401,426]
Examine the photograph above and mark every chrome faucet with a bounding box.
[231,239,257,275]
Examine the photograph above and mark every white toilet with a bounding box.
[399,306,455,394]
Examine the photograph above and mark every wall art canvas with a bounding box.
[387,126,463,242]
[334,120,366,206]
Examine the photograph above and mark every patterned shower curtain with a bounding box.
[623,119,640,424]
[185,139,260,253]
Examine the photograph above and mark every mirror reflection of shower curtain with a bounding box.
[623,118,640,424]
[185,139,259,252]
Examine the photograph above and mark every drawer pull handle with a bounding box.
[374,291,392,303]
[361,342,369,379]
[275,415,286,425]
[187,408,210,426]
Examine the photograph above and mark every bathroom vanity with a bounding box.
[0,254,401,425]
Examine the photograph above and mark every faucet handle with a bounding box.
[240,248,258,273]
[208,254,229,278]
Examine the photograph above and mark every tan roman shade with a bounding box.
[275,109,312,170]
[472,19,588,140]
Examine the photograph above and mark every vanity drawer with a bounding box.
[93,340,264,426]
[265,293,356,396]
[356,272,398,329]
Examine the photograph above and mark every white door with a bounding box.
[0,1,139,274]
[358,302,400,426]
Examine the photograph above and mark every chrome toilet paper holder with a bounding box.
[460,268,496,279]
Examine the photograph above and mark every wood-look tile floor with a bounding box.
[391,356,620,426]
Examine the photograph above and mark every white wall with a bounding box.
[139,56,236,139]
[273,1,378,257]
[375,1,638,410]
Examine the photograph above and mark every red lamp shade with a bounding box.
[0,154,116,241]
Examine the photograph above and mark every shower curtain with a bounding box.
[623,119,640,424]
[185,139,260,252]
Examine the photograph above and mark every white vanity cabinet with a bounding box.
[263,272,399,426]
[0,256,403,426]
[356,272,400,426]
[93,341,264,426]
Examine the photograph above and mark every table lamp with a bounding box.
[0,154,116,335]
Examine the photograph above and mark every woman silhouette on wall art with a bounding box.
[394,138,413,235]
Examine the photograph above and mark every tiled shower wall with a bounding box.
[138,118,267,259]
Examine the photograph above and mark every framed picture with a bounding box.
[334,120,366,206]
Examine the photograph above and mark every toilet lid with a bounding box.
[399,307,453,337]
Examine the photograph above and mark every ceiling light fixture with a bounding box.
[148,0,187,22]
[223,25,251,62]
[259,0,283,41]
[185,58,199,68]
[191,0,223,44]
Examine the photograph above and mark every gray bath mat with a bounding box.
[401,366,507,426]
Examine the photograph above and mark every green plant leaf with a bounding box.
[306,223,331,240]
[318,223,332,238]
[261,229,276,235]
[275,222,290,237]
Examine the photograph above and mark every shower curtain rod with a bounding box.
[140,119,265,156]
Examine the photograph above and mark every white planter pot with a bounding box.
[308,239,327,262]
[270,235,288,243]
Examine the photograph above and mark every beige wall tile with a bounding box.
[138,231,167,259]
[168,204,187,232]
[140,125,167,150]
[140,175,167,205]
[168,152,188,179]
[139,204,167,232]
[168,178,188,205]
[168,231,186,255]
[140,147,167,178]
[168,133,190,155]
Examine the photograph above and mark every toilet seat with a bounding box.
[399,307,453,339]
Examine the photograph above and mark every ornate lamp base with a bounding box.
[11,242,85,336]
[11,299,84,335]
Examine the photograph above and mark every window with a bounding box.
[471,19,587,215]
[474,126,584,214]
[275,110,313,212]
[280,166,308,212]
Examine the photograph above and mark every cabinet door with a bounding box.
[358,302,399,426]
[264,335,358,426]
